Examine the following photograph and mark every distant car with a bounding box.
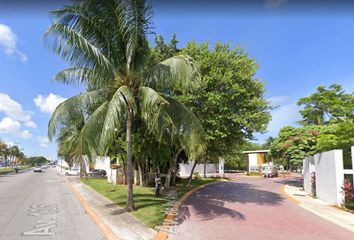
[33,166,42,172]
[64,168,79,176]
[88,169,107,178]
[261,165,278,178]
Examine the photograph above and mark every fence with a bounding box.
[303,147,353,206]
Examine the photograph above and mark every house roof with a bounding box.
[242,150,270,154]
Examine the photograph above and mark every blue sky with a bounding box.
[0,1,354,159]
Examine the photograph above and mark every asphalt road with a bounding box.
[0,168,105,240]
[169,175,354,240]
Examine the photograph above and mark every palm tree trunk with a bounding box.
[126,106,135,211]
[188,161,198,186]
[165,148,182,190]
[203,159,207,178]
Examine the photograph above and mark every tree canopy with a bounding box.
[179,42,271,159]
[270,84,354,169]
[297,84,353,125]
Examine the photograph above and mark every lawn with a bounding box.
[81,177,219,228]
[0,166,29,175]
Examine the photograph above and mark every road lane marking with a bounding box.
[23,204,59,236]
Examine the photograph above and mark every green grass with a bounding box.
[81,177,219,228]
[0,166,29,174]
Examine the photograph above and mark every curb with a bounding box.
[153,180,223,240]
[65,177,120,240]
[282,184,354,234]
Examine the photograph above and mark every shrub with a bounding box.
[311,171,316,196]
[342,178,354,210]
[193,172,201,180]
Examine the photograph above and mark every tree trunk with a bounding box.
[165,149,182,190]
[164,164,173,191]
[188,161,198,186]
[125,106,135,211]
[203,159,207,178]
[137,161,143,187]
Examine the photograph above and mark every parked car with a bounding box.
[88,169,107,178]
[261,164,278,177]
[64,168,79,176]
[33,166,42,172]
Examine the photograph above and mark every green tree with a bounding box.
[179,42,271,175]
[270,126,319,170]
[316,122,354,168]
[297,84,354,125]
[27,156,49,166]
[44,0,205,211]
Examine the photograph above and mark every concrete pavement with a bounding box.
[169,175,354,240]
[0,168,105,240]
[284,184,354,234]
[67,177,156,240]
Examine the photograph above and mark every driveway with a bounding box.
[169,175,354,240]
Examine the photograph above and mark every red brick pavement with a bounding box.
[168,175,354,240]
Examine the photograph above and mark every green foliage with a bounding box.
[270,126,319,169]
[297,84,354,125]
[178,41,271,159]
[27,156,49,166]
[45,0,206,210]
[271,84,353,169]
[224,142,263,170]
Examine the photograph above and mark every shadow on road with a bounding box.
[274,177,303,187]
[177,181,284,224]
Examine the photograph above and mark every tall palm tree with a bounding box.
[44,0,205,211]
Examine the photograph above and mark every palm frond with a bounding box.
[48,89,107,140]
[123,0,152,71]
[145,55,201,94]
[80,102,109,157]
[43,22,116,79]
[99,85,136,153]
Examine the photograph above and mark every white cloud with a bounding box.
[0,117,21,133]
[0,93,37,132]
[267,95,290,106]
[21,130,32,139]
[0,93,31,122]
[268,103,301,135]
[0,23,27,62]
[36,136,50,148]
[24,121,37,129]
[34,93,66,114]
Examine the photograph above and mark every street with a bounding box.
[169,175,354,240]
[0,168,105,240]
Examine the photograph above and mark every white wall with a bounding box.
[303,156,315,194]
[314,150,344,206]
[248,153,258,171]
[94,156,112,182]
[179,161,220,177]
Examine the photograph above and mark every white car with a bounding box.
[33,166,43,172]
[64,168,79,176]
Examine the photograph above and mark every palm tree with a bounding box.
[44,0,205,211]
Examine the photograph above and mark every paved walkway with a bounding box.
[284,184,354,233]
[67,177,156,240]
[168,175,354,240]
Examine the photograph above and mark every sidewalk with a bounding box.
[67,177,157,240]
[284,184,354,233]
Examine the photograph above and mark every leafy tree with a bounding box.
[27,156,49,166]
[44,0,205,211]
[297,84,354,125]
[316,122,354,168]
[270,126,319,170]
[178,42,271,176]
